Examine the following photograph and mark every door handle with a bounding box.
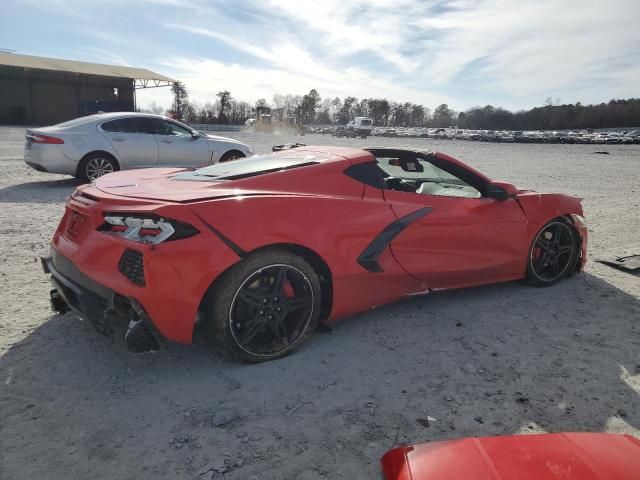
[160,139,173,144]
[112,137,124,142]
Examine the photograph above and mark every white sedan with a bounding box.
[24,112,254,181]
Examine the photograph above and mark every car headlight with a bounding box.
[100,214,199,244]
[247,147,255,154]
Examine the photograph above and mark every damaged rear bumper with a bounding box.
[42,252,160,352]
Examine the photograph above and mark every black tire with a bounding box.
[219,150,246,162]
[206,249,322,362]
[525,218,579,287]
[77,152,118,181]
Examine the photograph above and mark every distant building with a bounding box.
[0,52,175,125]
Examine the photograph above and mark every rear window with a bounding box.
[187,152,330,180]
[360,119,372,126]
[52,115,96,128]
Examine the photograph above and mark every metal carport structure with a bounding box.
[0,52,176,125]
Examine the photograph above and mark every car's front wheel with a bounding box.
[219,150,246,162]
[206,249,322,362]
[526,218,579,287]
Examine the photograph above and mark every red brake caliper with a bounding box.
[283,280,295,299]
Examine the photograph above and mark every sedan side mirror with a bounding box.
[191,131,201,139]
[486,181,518,201]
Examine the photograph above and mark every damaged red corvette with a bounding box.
[43,146,587,361]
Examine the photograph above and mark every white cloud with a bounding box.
[411,0,640,102]
[12,0,639,110]
[138,55,451,110]
[154,0,640,110]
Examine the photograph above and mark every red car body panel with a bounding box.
[383,190,529,289]
[381,433,640,480]
[48,146,587,345]
[516,192,588,269]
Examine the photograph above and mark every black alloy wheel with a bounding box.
[230,264,314,357]
[526,220,578,286]
[206,250,322,362]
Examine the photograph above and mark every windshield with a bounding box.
[189,152,329,180]
[378,157,462,183]
[374,155,482,198]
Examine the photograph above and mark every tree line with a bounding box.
[154,84,640,130]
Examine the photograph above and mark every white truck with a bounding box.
[346,117,373,138]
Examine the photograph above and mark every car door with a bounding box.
[100,117,159,168]
[151,119,211,168]
[372,155,528,289]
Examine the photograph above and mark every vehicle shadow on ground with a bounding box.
[1,272,639,479]
[0,177,83,203]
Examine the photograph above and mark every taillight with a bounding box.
[27,133,64,144]
[99,213,199,244]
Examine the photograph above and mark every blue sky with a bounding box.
[2,0,639,111]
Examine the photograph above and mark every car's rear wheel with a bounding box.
[206,249,321,362]
[78,152,118,181]
[219,150,246,162]
[526,219,579,287]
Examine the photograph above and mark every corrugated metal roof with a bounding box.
[0,52,176,82]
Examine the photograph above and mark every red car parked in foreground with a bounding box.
[381,433,640,479]
[43,146,587,361]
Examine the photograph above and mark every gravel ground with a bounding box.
[1,126,639,479]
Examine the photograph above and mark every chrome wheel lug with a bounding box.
[276,306,281,312]
[267,314,273,320]
[259,310,264,315]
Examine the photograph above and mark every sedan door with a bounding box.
[100,117,159,168]
[151,119,211,168]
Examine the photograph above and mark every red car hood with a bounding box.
[381,433,640,480]
[93,168,269,203]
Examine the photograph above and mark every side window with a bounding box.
[101,120,118,132]
[131,118,156,134]
[153,119,192,137]
[101,117,154,134]
[377,156,482,199]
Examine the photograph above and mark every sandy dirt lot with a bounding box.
[1,126,639,479]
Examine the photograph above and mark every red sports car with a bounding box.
[381,433,640,479]
[43,146,587,361]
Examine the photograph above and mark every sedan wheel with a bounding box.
[79,153,117,181]
[526,220,577,286]
[219,150,246,162]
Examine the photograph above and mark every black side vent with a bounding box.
[118,249,145,286]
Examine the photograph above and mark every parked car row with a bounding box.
[370,126,640,144]
[308,117,374,138]
[24,112,254,181]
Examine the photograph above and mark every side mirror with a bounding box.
[486,181,518,201]
[191,131,201,139]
